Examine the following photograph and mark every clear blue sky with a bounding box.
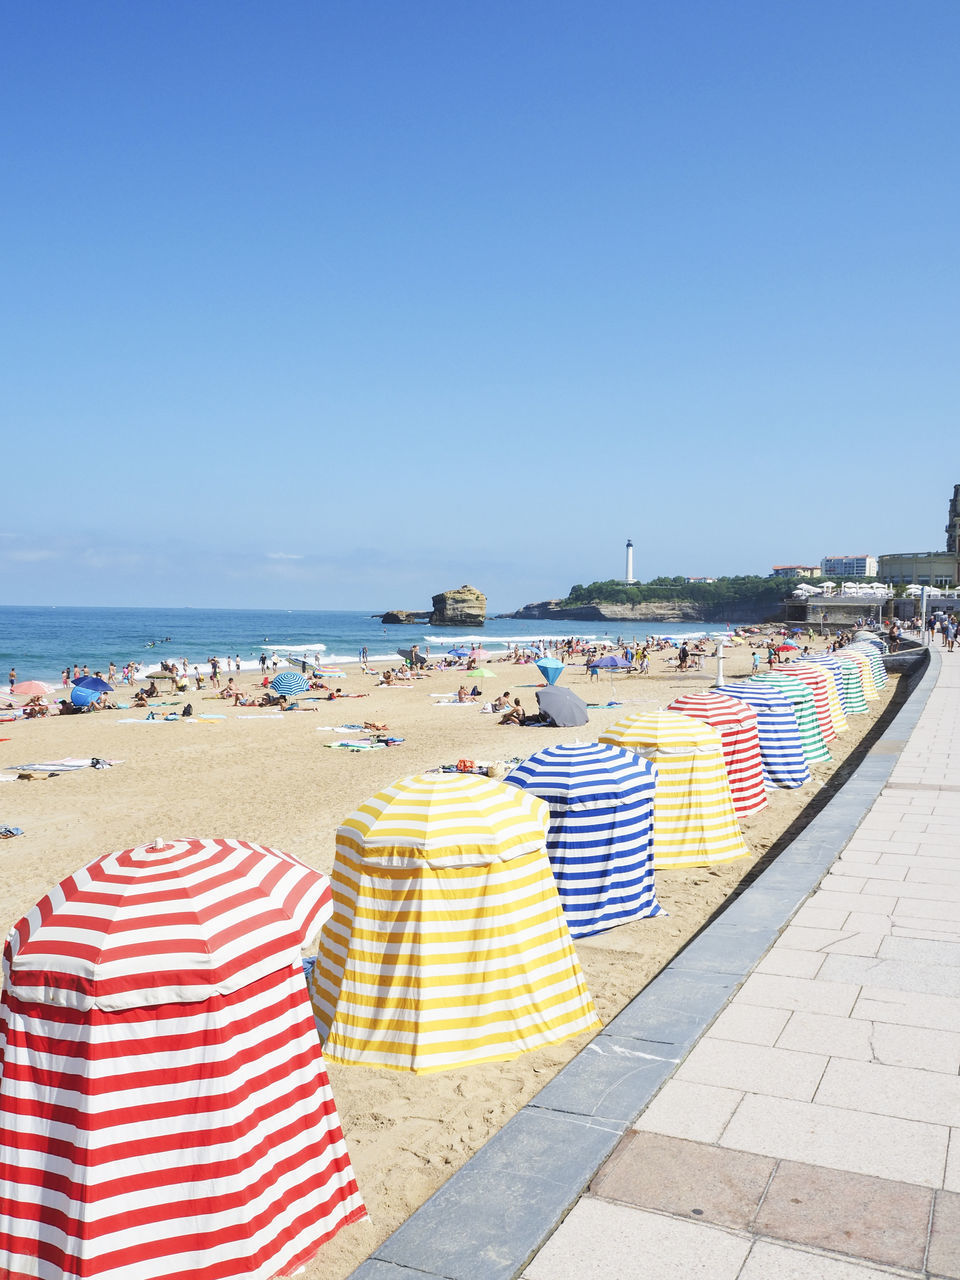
[3,1,957,611]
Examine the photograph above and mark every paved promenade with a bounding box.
[353,645,958,1280]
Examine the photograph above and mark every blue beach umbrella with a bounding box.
[70,686,101,708]
[73,676,113,692]
[504,743,660,938]
[535,655,564,685]
[270,672,310,696]
[590,655,630,670]
[447,647,471,658]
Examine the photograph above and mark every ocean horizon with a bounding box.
[0,605,753,685]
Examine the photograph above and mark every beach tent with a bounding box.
[802,654,869,716]
[852,631,887,653]
[503,743,660,937]
[778,663,848,740]
[847,642,888,690]
[535,685,589,727]
[535,654,565,685]
[0,838,365,1280]
[70,685,100,707]
[599,712,748,867]
[308,773,600,1073]
[834,648,880,700]
[748,673,831,763]
[713,683,810,789]
[666,692,768,819]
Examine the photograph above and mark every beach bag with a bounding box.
[181,703,193,718]
[456,758,475,773]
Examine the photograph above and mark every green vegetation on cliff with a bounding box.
[561,575,801,612]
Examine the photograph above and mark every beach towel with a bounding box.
[5,758,119,772]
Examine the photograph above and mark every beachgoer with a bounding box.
[492,691,512,712]
[8,668,15,695]
[457,685,476,703]
[259,653,267,673]
[499,697,525,726]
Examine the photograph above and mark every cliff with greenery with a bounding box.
[510,575,803,623]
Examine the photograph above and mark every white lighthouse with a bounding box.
[624,539,636,584]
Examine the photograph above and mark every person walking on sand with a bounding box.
[8,668,15,695]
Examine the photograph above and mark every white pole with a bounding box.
[716,640,725,687]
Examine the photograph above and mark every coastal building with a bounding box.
[820,554,878,578]
[878,550,958,588]
[878,483,960,587]
[686,576,716,584]
[771,564,822,579]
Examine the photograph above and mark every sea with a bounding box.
[0,606,752,685]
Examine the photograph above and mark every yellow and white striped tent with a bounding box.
[308,772,600,1074]
[599,711,749,868]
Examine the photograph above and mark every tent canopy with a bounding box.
[7,838,332,1010]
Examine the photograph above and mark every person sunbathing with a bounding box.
[499,698,525,725]
[133,689,151,707]
[491,691,512,712]
[457,685,476,703]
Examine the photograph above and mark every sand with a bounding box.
[0,640,901,1278]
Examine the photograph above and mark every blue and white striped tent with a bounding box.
[714,683,810,790]
[504,742,660,938]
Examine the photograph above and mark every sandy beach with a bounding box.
[0,640,901,1279]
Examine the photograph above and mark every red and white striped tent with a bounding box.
[0,838,366,1280]
[666,691,768,819]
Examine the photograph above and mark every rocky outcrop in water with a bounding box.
[430,585,487,627]
[380,610,431,625]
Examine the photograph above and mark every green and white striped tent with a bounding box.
[748,673,831,764]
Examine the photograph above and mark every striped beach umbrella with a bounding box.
[803,654,869,715]
[781,663,848,739]
[0,838,365,1279]
[748,673,832,764]
[714,683,811,789]
[309,773,600,1073]
[503,743,661,937]
[270,670,310,696]
[666,692,768,819]
[599,712,749,868]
